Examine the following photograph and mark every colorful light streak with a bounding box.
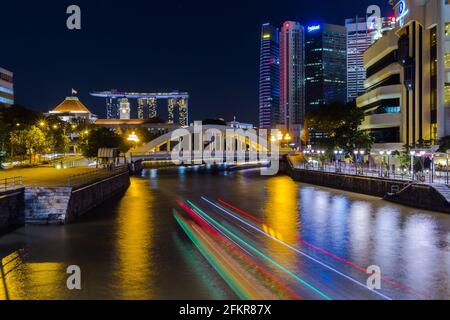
[203,197,393,300]
[174,210,303,300]
[176,202,304,299]
[185,200,332,300]
[216,198,419,296]
[174,211,251,299]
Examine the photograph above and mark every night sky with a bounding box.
[2,0,392,123]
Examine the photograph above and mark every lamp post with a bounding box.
[127,132,140,148]
[446,152,449,185]
[379,151,385,177]
[334,150,338,172]
[386,151,392,177]
[354,150,359,175]
[359,150,365,174]
[410,150,415,181]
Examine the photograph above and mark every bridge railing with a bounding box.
[67,165,128,188]
[0,176,23,193]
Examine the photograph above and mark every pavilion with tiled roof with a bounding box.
[47,96,97,122]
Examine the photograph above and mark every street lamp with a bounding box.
[353,150,359,174]
[277,131,283,141]
[127,132,140,148]
[386,151,392,177]
[410,150,416,181]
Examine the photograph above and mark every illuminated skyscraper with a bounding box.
[168,98,177,124]
[148,98,157,118]
[346,17,395,102]
[279,21,305,145]
[305,23,347,113]
[259,23,280,129]
[0,67,14,107]
[346,17,373,102]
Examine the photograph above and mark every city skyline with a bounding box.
[2,0,392,124]
[2,0,450,305]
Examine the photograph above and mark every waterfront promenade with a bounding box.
[291,161,450,185]
[0,167,99,188]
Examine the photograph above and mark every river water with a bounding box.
[1,167,450,300]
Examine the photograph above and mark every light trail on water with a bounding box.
[216,198,423,298]
[202,196,393,300]
[186,200,332,300]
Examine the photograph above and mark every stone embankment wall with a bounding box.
[24,171,130,224]
[285,157,450,213]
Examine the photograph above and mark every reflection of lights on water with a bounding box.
[0,251,68,300]
[114,178,155,299]
[264,177,299,259]
[178,166,187,175]
[150,169,158,178]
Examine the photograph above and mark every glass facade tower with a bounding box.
[259,23,280,129]
[0,67,14,107]
[279,21,305,144]
[305,23,347,114]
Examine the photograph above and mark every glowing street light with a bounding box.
[284,133,291,142]
[277,131,283,141]
[127,132,140,143]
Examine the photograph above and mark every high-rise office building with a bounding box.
[279,21,305,145]
[346,17,395,102]
[357,0,450,150]
[305,23,347,114]
[346,18,373,102]
[259,23,280,129]
[0,67,14,107]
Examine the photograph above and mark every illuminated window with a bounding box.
[445,84,450,104]
[446,53,450,69]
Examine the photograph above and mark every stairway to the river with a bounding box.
[431,184,450,203]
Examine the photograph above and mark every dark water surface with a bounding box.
[1,167,450,300]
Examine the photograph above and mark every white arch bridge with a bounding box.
[127,125,284,167]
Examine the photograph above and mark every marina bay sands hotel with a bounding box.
[91,90,189,126]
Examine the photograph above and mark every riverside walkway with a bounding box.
[0,167,98,188]
[291,161,450,185]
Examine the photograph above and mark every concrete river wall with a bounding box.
[24,171,130,225]
[285,158,450,213]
